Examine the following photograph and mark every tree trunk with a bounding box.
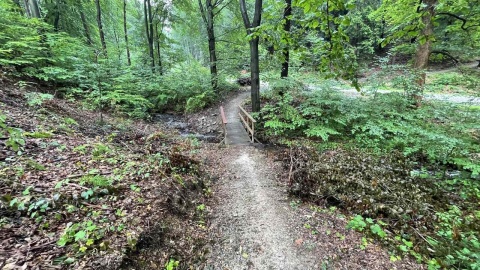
[79,1,93,46]
[145,0,155,69]
[123,0,131,66]
[23,0,32,17]
[205,0,218,91]
[250,38,261,112]
[155,23,163,74]
[29,0,41,18]
[95,0,108,57]
[240,0,263,112]
[281,0,292,78]
[53,0,61,31]
[199,0,219,91]
[413,0,437,69]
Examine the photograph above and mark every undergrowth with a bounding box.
[259,80,480,269]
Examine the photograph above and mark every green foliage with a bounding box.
[0,113,25,152]
[347,215,387,239]
[165,259,179,270]
[25,92,54,107]
[260,86,480,174]
[79,175,112,188]
[57,220,103,253]
[92,143,111,157]
[185,90,215,113]
[24,131,53,139]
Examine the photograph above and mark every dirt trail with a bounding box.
[203,91,421,269]
[206,148,318,269]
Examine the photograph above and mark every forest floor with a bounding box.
[4,71,476,268]
[189,90,422,269]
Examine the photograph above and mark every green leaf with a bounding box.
[74,230,86,242]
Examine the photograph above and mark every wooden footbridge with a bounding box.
[219,92,257,146]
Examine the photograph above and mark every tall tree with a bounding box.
[198,0,230,91]
[78,1,93,46]
[280,0,292,78]
[144,0,155,69]
[95,0,108,57]
[123,0,131,66]
[239,0,263,112]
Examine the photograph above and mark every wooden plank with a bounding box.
[238,106,256,123]
[238,113,254,135]
[220,106,227,124]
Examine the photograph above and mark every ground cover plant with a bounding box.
[257,78,480,269]
[0,84,211,269]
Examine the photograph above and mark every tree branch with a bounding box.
[239,0,251,29]
[198,0,208,25]
[436,12,474,31]
[213,0,234,17]
[252,0,262,27]
[431,50,459,64]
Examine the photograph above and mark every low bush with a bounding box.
[262,81,480,268]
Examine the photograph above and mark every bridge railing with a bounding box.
[238,105,256,143]
[219,106,227,144]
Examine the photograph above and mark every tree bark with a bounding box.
[144,0,155,69]
[53,0,61,31]
[29,0,41,18]
[281,0,292,78]
[79,1,93,46]
[155,22,163,74]
[199,0,218,91]
[123,0,131,66]
[23,0,32,17]
[250,38,261,112]
[240,0,263,112]
[413,0,437,69]
[95,0,108,57]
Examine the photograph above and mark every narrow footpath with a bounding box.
[203,89,421,269]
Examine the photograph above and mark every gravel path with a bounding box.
[205,148,319,269]
[202,90,422,269]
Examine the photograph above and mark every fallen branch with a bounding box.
[21,240,56,253]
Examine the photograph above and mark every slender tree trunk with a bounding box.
[240,0,263,112]
[95,0,108,57]
[123,0,131,66]
[155,23,163,74]
[53,0,61,31]
[29,0,41,18]
[199,0,219,91]
[281,0,292,78]
[79,3,93,46]
[250,38,261,112]
[23,0,32,17]
[144,0,155,69]
[414,0,437,69]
